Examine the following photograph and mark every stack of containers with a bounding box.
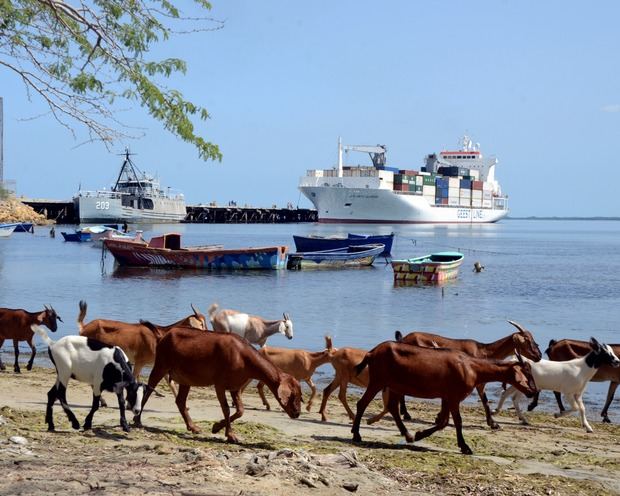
[459,178,472,207]
[471,180,483,207]
[393,173,408,192]
[482,182,493,208]
[422,174,436,202]
[435,177,449,205]
[448,177,459,206]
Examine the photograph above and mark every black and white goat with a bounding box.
[493,337,620,432]
[32,325,145,432]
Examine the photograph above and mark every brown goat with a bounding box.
[77,300,207,381]
[135,327,302,443]
[395,321,542,428]
[246,336,335,411]
[351,342,537,454]
[527,339,620,423]
[0,305,62,373]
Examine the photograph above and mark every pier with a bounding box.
[22,199,317,224]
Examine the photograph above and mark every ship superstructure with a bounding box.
[298,136,508,223]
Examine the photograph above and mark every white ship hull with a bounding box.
[76,195,186,223]
[299,186,508,224]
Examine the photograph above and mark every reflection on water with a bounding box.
[1,220,620,420]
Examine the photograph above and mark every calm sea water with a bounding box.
[1,220,619,420]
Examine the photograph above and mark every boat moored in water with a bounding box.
[103,233,288,270]
[391,252,464,283]
[0,224,17,238]
[293,233,394,256]
[74,149,186,223]
[287,243,385,270]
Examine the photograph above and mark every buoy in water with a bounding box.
[473,261,485,273]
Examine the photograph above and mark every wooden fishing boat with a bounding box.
[287,243,385,270]
[103,233,288,270]
[0,224,17,238]
[391,252,464,283]
[293,233,394,256]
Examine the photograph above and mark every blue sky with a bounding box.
[1,1,619,216]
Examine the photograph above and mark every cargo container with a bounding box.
[482,199,492,208]
[459,198,470,207]
[470,170,480,180]
[448,177,460,188]
[423,185,436,196]
[472,190,483,199]
[472,180,483,190]
[460,179,472,189]
[448,187,459,198]
[448,197,459,206]
[460,189,471,198]
[482,182,492,191]
[472,199,482,207]
[415,176,423,186]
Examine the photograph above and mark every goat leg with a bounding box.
[351,383,383,443]
[45,385,58,431]
[306,378,316,412]
[13,340,20,374]
[553,391,566,412]
[213,390,244,439]
[26,338,36,371]
[116,391,130,432]
[134,385,156,427]
[176,384,200,433]
[526,391,540,412]
[601,382,618,423]
[319,378,339,422]
[414,400,450,442]
[386,392,413,442]
[476,383,500,429]
[256,381,271,410]
[214,386,238,443]
[449,402,473,455]
[57,384,80,430]
[367,389,390,425]
[399,396,412,421]
[83,394,101,431]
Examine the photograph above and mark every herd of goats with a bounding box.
[1,303,619,455]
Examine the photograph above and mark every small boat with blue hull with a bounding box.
[104,233,288,270]
[61,229,92,242]
[391,252,464,283]
[293,233,394,256]
[2,222,34,233]
[0,224,17,238]
[287,243,385,270]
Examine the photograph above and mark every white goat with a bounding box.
[493,337,620,432]
[32,325,145,432]
[208,303,293,347]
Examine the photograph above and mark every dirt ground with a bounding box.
[1,367,619,495]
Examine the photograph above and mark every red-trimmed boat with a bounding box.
[104,233,288,270]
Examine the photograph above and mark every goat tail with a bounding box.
[77,300,87,333]
[324,335,333,351]
[31,324,54,347]
[354,354,370,376]
[545,339,557,357]
[395,330,403,342]
[207,303,219,321]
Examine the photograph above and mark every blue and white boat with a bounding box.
[0,224,17,238]
[287,243,385,270]
[293,233,394,256]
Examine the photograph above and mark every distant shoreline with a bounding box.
[507,216,620,221]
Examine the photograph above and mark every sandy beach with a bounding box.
[1,366,619,495]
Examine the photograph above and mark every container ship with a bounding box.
[74,150,186,223]
[298,136,508,224]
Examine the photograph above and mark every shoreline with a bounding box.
[1,367,619,495]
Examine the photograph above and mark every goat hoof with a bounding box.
[414,431,423,442]
[553,413,561,419]
[489,421,500,430]
[83,423,92,431]
[212,422,224,434]
[461,445,473,455]
[352,433,362,443]
[14,368,21,374]
[602,416,611,424]
[47,425,55,432]
[405,433,414,443]
[0,365,5,371]
[520,420,530,426]
[226,434,240,444]
[26,363,33,371]
[71,422,80,430]
[527,404,536,412]
[122,425,131,433]
[403,413,412,421]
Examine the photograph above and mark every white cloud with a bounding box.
[601,104,620,113]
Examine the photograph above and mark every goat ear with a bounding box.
[277,383,291,406]
[113,381,128,394]
[590,337,602,351]
[395,330,403,342]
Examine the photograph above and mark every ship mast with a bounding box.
[112,148,146,196]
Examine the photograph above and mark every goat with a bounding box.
[526,339,620,423]
[208,303,293,347]
[32,325,145,432]
[351,341,537,455]
[135,326,302,443]
[318,346,390,423]
[394,320,542,429]
[78,300,207,381]
[493,338,620,432]
[244,336,335,412]
[0,305,63,373]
